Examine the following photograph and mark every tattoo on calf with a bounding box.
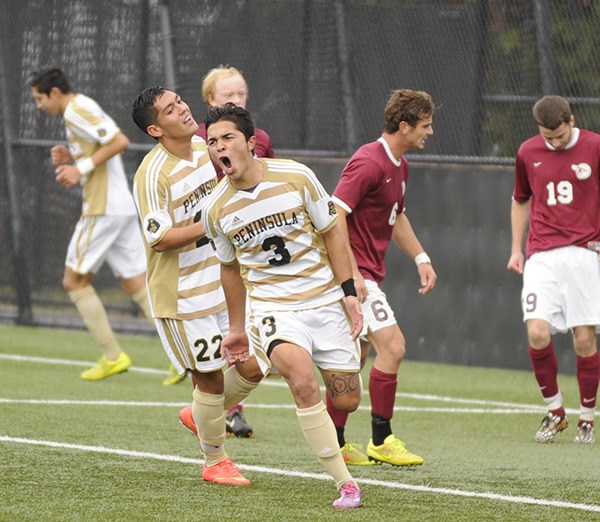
[325,372,360,398]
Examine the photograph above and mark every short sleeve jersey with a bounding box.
[133,136,226,320]
[513,128,600,258]
[64,94,136,216]
[203,158,343,312]
[333,138,409,284]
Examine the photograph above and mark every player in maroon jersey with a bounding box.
[507,95,600,444]
[329,89,437,466]
[196,66,274,176]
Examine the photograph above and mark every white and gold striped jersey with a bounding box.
[203,158,344,313]
[64,94,136,216]
[133,136,226,320]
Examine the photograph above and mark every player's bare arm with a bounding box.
[220,261,250,363]
[343,296,363,341]
[321,224,364,339]
[334,203,368,302]
[152,220,206,252]
[392,212,437,294]
[507,199,530,274]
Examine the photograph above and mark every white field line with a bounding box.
[0,352,592,416]
[1,398,592,417]
[0,353,166,375]
[0,397,556,415]
[0,435,599,514]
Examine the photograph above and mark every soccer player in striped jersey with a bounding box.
[131,87,268,485]
[195,64,275,435]
[508,95,600,444]
[203,103,363,509]
[29,67,153,381]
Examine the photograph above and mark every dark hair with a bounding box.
[383,89,435,133]
[28,67,71,95]
[532,95,571,130]
[204,102,255,141]
[131,86,167,137]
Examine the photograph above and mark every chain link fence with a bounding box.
[1,0,599,367]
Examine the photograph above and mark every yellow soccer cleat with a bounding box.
[367,434,424,467]
[163,365,187,385]
[341,443,376,466]
[81,352,132,381]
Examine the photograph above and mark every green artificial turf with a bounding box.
[0,325,598,521]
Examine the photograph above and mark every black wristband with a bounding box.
[341,278,357,297]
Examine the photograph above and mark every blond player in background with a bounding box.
[197,65,274,164]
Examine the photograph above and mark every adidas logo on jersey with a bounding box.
[231,216,243,226]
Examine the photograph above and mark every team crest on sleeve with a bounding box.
[328,201,337,216]
[146,218,160,233]
[97,128,107,138]
[572,163,592,180]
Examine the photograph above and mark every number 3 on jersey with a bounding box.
[262,236,291,266]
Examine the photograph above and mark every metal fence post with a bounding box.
[533,0,558,95]
[0,15,32,325]
[158,0,177,91]
[335,0,358,155]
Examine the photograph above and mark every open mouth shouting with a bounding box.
[220,155,233,175]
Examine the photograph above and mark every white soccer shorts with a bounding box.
[156,309,270,376]
[65,214,146,278]
[253,300,361,372]
[522,245,600,332]
[360,278,398,336]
